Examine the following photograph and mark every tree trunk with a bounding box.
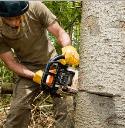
[75,1,125,128]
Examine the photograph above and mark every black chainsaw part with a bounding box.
[40,55,75,95]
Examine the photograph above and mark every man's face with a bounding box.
[2,16,22,29]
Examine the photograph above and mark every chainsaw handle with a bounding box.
[50,55,65,62]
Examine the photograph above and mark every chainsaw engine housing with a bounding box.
[40,55,75,94]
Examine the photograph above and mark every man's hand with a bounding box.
[33,70,43,84]
[61,45,79,66]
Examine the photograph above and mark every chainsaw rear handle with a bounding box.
[50,55,65,62]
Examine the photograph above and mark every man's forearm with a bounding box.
[57,29,71,47]
[47,21,71,47]
[0,51,35,79]
[6,61,35,79]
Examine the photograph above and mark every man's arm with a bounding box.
[47,21,71,47]
[0,51,35,79]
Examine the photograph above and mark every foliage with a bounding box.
[44,1,81,28]
[43,1,82,53]
[0,61,13,83]
[0,61,13,109]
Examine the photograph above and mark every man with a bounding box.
[0,1,79,128]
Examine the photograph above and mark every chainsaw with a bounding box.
[40,55,77,95]
[0,55,77,95]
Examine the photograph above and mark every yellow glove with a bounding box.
[33,70,43,84]
[61,45,79,66]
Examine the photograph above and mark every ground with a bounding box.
[0,94,54,128]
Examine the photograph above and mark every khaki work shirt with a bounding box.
[0,1,57,67]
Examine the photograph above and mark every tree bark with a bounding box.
[75,0,125,128]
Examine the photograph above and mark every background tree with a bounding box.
[75,1,125,128]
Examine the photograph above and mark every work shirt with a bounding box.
[0,1,57,68]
